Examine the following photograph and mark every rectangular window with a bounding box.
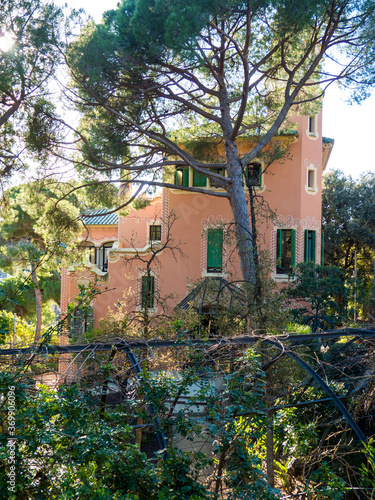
[304,230,316,263]
[276,229,296,274]
[209,168,226,187]
[141,276,154,309]
[90,247,98,266]
[175,167,189,186]
[149,225,161,242]
[100,242,114,272]
[308,169,315,189]
[193,169,207,187]
[207,229,223,273]
[70,307,94,335]
[245,163,262,187]
[308,115,318,135]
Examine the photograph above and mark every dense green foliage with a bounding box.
[283,262,351,329]
[0,283,374,498]
[0,309,35,345]
[0,179,118,340]
[1,331,374,498]
[0,348,282,499]
[0,276,37,322]
[322,170,375,278]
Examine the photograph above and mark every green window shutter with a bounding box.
[321,232,324,265]
[183,168,189,186]
[291,229,296,268]
[149,276,154,308]
[304,230,317,263]
[207,229,223,272]
[276,229,282,268]
[141,277,147,308]
[193,170,207,187]
[142,276,154,309]
[312,231,316,263]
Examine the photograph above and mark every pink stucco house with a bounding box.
[61,113,333,329]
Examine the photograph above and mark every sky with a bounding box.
[322,86,375,179]
[66,0,374,180]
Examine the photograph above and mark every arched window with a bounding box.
[79,241,115,272]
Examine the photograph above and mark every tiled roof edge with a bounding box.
[81,208,119,226]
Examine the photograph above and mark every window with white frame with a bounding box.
[79,241,96,264]
[308,168,316,189]
[149,225,161,242]
[308,115,318,136]
[79,241,114,272]
[99,242,115,272]
[69,306,94,336]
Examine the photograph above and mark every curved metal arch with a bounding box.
[123,345,168,456]
[263,339,368,449]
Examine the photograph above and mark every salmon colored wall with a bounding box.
[62,113,327,327]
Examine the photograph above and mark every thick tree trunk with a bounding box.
[30,262,42,343]
[228,176,256,285]
[225,146,256,285]
[219,85,256,285]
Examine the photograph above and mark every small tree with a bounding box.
[283,262,350,330]
[0,179,117,341]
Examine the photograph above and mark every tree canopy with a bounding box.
[322,170,375,279]
[0,179,118,341]
[57,0,375,284]
[0,0,64,177]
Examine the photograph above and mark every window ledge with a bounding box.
[169,187,227,194]
[67,262,108,276]
[305,186,318,195]
[307,132,319,141]
[201,271,226,278]
[136,307,158,314]
[148,241,163,250]
[271,272,294,282]
[251,185,266,194]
